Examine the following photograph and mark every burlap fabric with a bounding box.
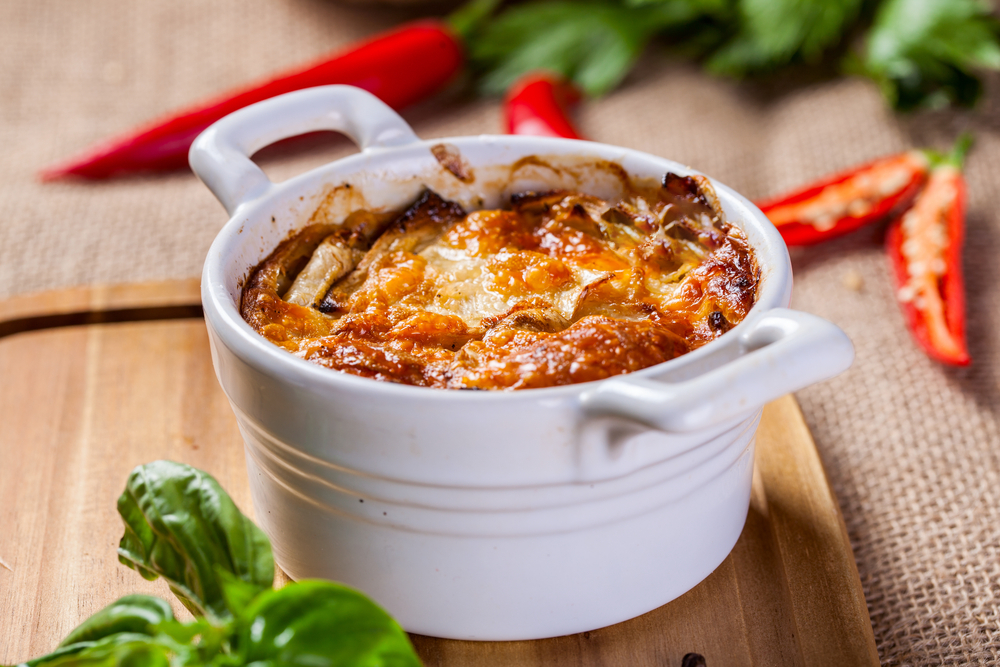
[2,1,998,664]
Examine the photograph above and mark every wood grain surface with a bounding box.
[0,280,879,667]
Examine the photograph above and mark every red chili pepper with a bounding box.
[40,21,464,180]
[504,72,583,139]
[756,151,930,246]
[886,135,972,366]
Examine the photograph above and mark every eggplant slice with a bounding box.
[317,190,466,314]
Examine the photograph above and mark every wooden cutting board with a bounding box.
[0,280,879,667]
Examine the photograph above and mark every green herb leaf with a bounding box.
[26,616,239,667]
[20,463,427,667]
[234,580,421,667]
[116,461,274,621]
[623,0,730,10]
[708,0,861,75]
[57,595,174,648]
[469,0,710,97]
[154,616,238,663]
[20,633,177,667]
[448,0,504,40]
[216,567,265,618]
[855,0,1000,109]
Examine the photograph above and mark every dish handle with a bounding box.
[189,86,421,216]
[579,308,854,433]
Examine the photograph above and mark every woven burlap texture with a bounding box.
[2,1,998,664]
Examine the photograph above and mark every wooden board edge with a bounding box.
[758,397,880,666]
[0,278,202,322]
[0,279,203,339]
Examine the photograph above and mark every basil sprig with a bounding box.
[15,461,420,667]
[116,461,274,621]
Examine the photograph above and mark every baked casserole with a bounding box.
[241,166,759,390]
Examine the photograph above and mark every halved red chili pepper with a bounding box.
[886,135,972,366]
[40,21,464,180]
[504,72,584,139]
[756,151,930,246]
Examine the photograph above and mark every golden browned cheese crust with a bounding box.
[241,173,759,390]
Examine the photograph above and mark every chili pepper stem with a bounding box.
[945,132,974,167]
[921,132,974,171]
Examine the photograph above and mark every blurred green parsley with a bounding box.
[459,0,1000,110]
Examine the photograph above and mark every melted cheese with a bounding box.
[241,175,758,390]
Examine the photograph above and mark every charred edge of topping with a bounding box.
[662,173,710,208]
[662,173,726,226]
[600,205,633,227]
[315,295,343,315]
[430,143,474,183]
[332,212,396,252]
[664,221,700,244]
[509,190,569,209]
[394,189,467,230]
[733,243,761,315]
[708,310,730,332]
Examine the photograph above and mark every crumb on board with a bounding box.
[842,269,864,292]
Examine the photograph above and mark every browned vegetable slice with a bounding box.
[317,189,466,313]
[284,237,364,308]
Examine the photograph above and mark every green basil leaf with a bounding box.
[18,643,90,667]
[57,595,174,648]
[234,580,421,667]
[156,616,239,664]
[116,461,274,621]
[856,0,1000,109]
[216,567,265,618]
[24,618,242,667]
[20,633,175,667]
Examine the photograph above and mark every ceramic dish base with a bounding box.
[0,279,878,667]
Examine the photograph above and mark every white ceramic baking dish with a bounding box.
[191,86,854,641]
